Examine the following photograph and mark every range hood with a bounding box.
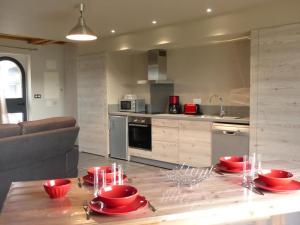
[137,49,173,84]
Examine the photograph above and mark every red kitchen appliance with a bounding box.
[169,96,181,114]
[184,104,201,115]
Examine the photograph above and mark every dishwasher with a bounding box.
[212,123,249,165]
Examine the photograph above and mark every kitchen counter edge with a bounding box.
[109,112,249,125]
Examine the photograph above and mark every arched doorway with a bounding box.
[0,56,27,123]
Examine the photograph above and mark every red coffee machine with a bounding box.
[169,96,181,114]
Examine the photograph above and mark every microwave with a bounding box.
[119,99,145,113]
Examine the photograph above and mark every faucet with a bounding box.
[209,94,225,117]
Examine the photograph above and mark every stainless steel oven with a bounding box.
[128,117,151,150]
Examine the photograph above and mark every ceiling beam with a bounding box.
[0,33,67,45]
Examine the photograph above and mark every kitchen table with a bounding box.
[1,160,300,225]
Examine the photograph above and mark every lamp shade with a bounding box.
[66,17,97,41]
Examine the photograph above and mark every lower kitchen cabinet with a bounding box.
[178,120,212,167]
[128,147,152,159]
[152,119,179,164]
[152,140,178,163]
[151,118,212,167]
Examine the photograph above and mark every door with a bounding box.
[0,57,27,123]
[109,116,128,160]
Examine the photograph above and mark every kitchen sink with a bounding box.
[200,115,240,120]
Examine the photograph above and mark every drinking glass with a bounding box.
[93,167,99,197]
[250,153,256,181]
[242,155,249,185]
[117,165,123,185]
[101,170,106,188]
[112,162,117,185]
[256,153,262,174]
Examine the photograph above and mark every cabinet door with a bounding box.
[152,125,179,142]
[152,119,179,163]
[178,120,212,167]
[152,140,178,163]
[109,116,127,160]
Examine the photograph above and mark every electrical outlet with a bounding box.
[193,98,202,104]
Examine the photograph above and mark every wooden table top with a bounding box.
[1,160,300,225]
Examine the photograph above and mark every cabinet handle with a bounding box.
[222,130,239,135]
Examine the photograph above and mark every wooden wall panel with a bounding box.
[250,23,300,161]
[77,54,108,156]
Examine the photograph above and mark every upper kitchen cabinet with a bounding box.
[250,23,300,161]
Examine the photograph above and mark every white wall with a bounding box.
[0,39,68,121]
[64,44,78,119]
[167,40,250,105]
[105,52,149,104]
[105,40,250,106]
[29,44,65,120]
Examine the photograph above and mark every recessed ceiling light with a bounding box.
[206,8,212,13]
[152,20,157,25]
[111,29,116,34]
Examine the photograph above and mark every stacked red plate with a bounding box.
[83,166,127,185]
[89,185,148,215]
[215,156,248,173]
[254,169,300,192]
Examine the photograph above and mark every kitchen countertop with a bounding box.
[109,112,249,125]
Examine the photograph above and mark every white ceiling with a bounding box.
[0,0,273,41]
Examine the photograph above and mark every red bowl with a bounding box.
[98,185,138,208]
[258,169,293,187]
[43,179,71,199]
[87,166,119,182]
[219,156,245,170]
[87,166,114,176]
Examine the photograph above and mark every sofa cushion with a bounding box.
[19,117,76,134]
[0,124,21,138]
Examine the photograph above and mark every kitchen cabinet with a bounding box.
[152,119,179,163]
[109,116,128,160]
[250,23,300,161]
[128,147,152,159]
[178,120,212,167]
[151,118,212,166]
[77,54,108,156]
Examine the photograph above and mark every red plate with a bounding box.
[215,163,242,173]
[254,178,300,192]
[83,174,127,185]
[89,195,148,216]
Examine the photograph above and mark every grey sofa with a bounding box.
[0,117,79,211]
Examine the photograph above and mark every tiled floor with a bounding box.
[78,152,162,177]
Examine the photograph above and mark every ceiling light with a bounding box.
[111,29,116,34]
[152,20,157,25]
[206,8,212,13]
[66,3,97,41]
[119,46,130,51]
[157,40,170,45]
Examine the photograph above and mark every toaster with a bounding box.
[184,104,201,115]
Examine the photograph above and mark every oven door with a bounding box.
[128,123,151,150]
